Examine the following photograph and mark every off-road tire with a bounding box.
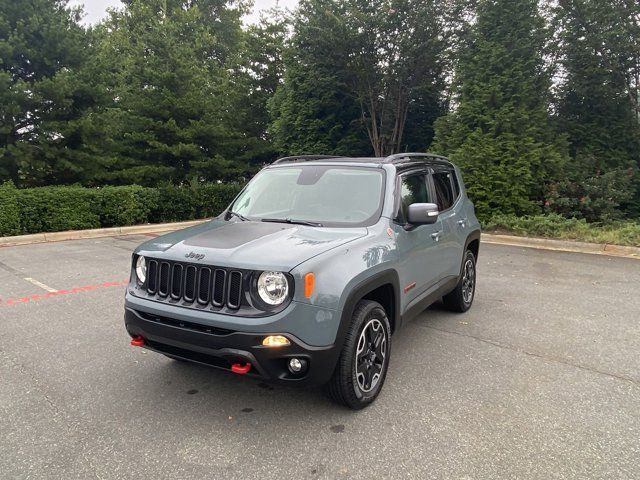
[443,249,476,313]
[326,300,391,409]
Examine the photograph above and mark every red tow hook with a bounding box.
[231,362,251,375]
[130,335,145,347]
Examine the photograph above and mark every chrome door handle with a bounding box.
[431,231,442,241]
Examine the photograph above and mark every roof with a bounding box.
[271,153,452,169]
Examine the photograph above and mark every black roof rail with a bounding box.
[271,152,451,166]
[272,155,345,165]
[383,152,450,164]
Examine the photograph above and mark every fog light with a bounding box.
[262,335,290,347]
[288,357,307,374]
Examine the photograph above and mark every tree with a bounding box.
[433,0,567,219]
[343,0,448,156]
[270,0,449,157]
[553,0,640,219]
[0,0,94,186]
[237,6,289,164]
[82,0,254,186]
[269,0,371,156]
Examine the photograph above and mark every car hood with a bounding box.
[135,219,368,271]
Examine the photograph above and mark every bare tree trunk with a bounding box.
[389,83,410,154]
[395,100,410,154]
[378,91,388,156]
[369,88,381,157]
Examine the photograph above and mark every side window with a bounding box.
[450,171,460,198]
[432,171,456,211]
[396,173,431,223]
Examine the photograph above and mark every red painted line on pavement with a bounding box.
[0,279,129,307]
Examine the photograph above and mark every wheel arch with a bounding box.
[339,270,401,338]
[465,229,481,259]
[459,229,481,278]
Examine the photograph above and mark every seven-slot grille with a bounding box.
[144,259,244,309]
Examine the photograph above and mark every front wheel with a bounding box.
[326,300,391,409]
[443,249,477,313]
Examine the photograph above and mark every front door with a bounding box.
[431,168,465,278]
[392,171,448,311]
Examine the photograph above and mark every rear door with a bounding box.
[429,167,465,278]
[392,170,448,308]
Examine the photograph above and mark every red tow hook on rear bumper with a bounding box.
[231,363,251,375]
[130,335,145,347]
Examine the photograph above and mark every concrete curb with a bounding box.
[1,221,639,259]
[482,233,640,259]
[0,220,207,247]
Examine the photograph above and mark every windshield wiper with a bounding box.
[227,211,249,222]
[261,218,323,227]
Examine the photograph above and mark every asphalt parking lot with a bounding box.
[1,236,639,479]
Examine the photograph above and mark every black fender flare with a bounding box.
[459,229,481,277]
[464,229,481,253]
[312,270,401,382]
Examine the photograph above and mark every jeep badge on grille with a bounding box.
[185,251,205,261]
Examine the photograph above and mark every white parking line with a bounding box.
[23,277,58,293]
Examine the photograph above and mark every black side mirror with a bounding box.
[407,203,439,225]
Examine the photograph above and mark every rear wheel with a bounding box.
[443,249,476,312]
[326,300,391,409]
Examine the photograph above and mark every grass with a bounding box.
[482,214,640,247]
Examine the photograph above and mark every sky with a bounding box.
[68,0,299,25]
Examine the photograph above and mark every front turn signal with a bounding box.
[304,272,315,299]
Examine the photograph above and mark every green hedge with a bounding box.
[0,181,243,236]
[483,213,640,247]
[0,181,21,236]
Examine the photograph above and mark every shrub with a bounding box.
[483,213,640,246]
[98,186,157,227]
[1,182,244,236]
[544,156,635,223]
[0,181,21,236]
[148,183,198,223]
[147,182,243,223]
[15,186,102,234]
[193,182,243,218]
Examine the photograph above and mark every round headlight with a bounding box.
[257,271,289,306]
[135,255,147,283]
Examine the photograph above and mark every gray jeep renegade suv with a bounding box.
[124,153,480,409]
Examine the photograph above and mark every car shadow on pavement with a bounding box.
[127,302,464,419]
[147,355,342,415]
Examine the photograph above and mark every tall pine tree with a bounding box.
[0,0,94,186]
[553,0,640,220]
[83,0,252,185]
[269,0,371,156]
[433,0,567,220]
[235,6,289,165]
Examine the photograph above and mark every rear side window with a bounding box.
[396,173,432,222]
[451,171,460,198]
[432,171,456,211]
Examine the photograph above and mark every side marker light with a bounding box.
[304,272,315,298]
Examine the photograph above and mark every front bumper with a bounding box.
[124,307,341,386]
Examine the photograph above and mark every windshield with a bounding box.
[229,166,385,227]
